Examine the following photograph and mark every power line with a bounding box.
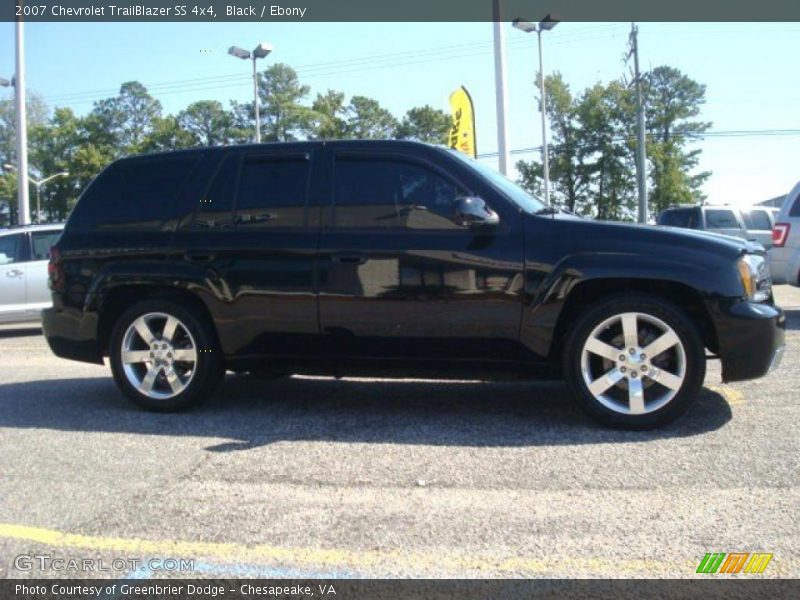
[476,129,800,159]
[41,25,629,106]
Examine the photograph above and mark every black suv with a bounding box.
[42,141,785,428]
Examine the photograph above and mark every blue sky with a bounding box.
[1,21,798,205]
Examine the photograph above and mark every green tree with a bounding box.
[28,108,83,220]
[577,81,637,220]
[0,92,49,167]
[309,90,348,139]
[395,105,450,144]
[256,63,316,142]
[90,81,163,152]
[516,73,592,213]
[177,100,240,147]
[643,66,712,212]
[345,96,397,139]
[138,116,194,153]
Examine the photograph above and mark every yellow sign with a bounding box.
[449,86,477,158]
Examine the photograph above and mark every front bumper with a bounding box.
[707,299,785,382]
[42,306,104,365]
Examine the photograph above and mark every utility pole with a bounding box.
[15,18,30,225]
[491,0,510,175]
[537,29,550,206]
[629,23,648,223]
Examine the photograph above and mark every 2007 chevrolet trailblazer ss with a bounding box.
[42,141,785,428]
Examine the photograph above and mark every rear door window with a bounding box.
[30,230,62,261]
[0,234,23,265]
[234,154,310,228]
[704,209,741,229]
[741,209,772,231]
[192,154,240,229]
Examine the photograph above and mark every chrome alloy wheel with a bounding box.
[120,312,198,400]
[579,312,686,415]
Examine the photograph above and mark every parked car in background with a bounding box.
[741,206,779,249]
[769,181,800,286]
[42,142,784,429]
[656,205,775,248]
[0,224,63,324]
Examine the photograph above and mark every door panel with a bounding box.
[0,234,27,323]
[318,149,525,362]
[170,146,322,358]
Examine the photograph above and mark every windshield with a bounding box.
[446,149,546,213]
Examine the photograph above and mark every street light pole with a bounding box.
[252,57,261,143]
[15,19,30,225]
[229,43,273,144]
[3,164,68,223]
[513,15,559,206]
[537,29,551,207]
[491,0,510,175]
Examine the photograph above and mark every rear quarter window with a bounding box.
[704,209,741,229]
[657,209,698,228]
[67,153,202,230]
[741,209,772,231]
[790,194,800,217]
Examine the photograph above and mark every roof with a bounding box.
[116,139,439,162]
[756,195,787,208]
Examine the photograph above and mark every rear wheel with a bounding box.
[563,294,706,429]
[110,299,223,411]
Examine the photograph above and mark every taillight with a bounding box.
[772,223,790,248]
[48,245,64,291]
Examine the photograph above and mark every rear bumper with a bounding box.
[41,306,104,365]
[768,246,800,286]
[707,299,785,382]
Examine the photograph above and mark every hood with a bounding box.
[545,213,759,259]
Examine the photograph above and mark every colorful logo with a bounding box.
[696,552,773,574]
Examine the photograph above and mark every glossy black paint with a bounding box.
[42,140,784,382]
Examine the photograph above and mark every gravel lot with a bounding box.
[0,286,798,579]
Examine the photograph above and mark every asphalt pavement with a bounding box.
[0,286,798,579]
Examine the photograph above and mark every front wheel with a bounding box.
[110,299,223,411]
[563,295,706,429]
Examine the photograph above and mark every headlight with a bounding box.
[737,254,771,302]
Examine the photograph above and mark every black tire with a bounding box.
[109,298,223,411]
[563,294,706,430]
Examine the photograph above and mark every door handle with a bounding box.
[332,252,368,265]
[5,269,23,278]
[185,251,216,263]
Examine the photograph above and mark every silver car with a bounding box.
[656,205,776,248]
[769,181,800,286]
[0,224,64,324]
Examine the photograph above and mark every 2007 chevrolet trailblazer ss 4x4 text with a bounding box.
[42,141,785,428]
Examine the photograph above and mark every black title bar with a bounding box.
[2,0,800,22]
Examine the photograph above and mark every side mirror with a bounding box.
[453,196,500,228]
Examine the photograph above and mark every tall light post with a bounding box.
[14,19,30,224]
[513,15,559,206]
[491,0,510,175]
[3,164,69,223]
[228,42,273,143]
